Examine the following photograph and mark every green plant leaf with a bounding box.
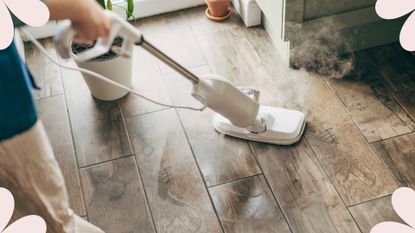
[126,0,134,20]
[96,0,106,9]
[107,0,113,10]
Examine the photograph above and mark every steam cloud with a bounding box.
[290,22,355,79]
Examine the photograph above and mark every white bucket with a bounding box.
[75,54,133,101]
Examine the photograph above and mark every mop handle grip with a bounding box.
[54,11,143,62]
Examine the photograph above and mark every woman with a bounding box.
[0,0,111,232]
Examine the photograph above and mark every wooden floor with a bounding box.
[26,6,415,233]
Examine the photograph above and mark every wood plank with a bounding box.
[126,109,223,233]
[363,44,415,121]
[80,156,155,233]
[372,133,415,188]
[326,70,415,142]
[250,28,399,204]
[195,27,275,89]
[252,141,361,233]
[36,94,86,216]
[62,62,133,167]
[349,196,403,233]
[120,47,172,117]
[163,65,261,186]
[290,70,398,206]
[209,175,292,233]
[195,26,363,232]
[25,39,64,99]
[134,10,207,74]
[186,7,245,35]
[196,25,398,206]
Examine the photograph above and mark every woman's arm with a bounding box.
[44,0,111,42]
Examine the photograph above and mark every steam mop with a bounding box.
[48,11,306,145]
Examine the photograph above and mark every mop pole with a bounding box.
[138,39,200,84]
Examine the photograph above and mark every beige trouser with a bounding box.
[0,121,104,233]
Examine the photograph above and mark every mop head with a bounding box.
[213,106,305,145]
[210,87,305,145]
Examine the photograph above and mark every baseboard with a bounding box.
[302,7,381,33]
[289,6,404,50]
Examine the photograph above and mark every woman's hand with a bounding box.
[70,0,111,42]
[45,0,111,42]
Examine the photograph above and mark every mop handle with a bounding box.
[54,11,199,84]
[138,39,199,84]
[54,11,141,61]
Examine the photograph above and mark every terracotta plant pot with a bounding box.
[205,0,231,17]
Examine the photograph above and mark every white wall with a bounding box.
[114,0,204,19]
[22,0,204,40]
